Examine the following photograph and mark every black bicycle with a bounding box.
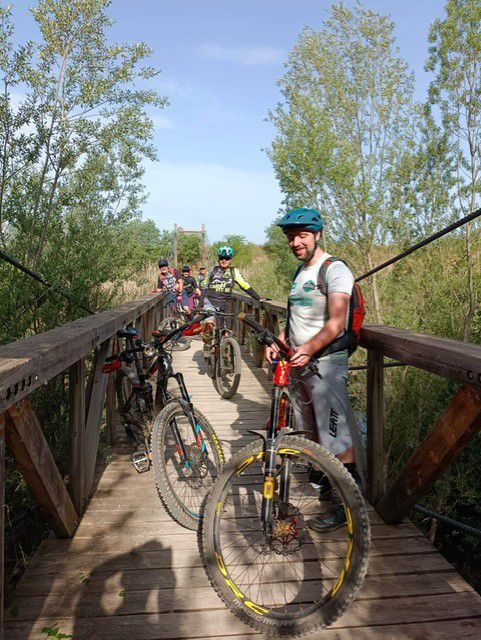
[102,326,156,473]
[201,313,370,635]
[150,315,225,529]
[204,307,242,399]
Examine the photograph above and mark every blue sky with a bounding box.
[10,0,445,243]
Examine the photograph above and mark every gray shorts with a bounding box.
[289,354,353,456]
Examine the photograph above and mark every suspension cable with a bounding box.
[0,249,95,315]
[413,504,481,539]
[356,206,481,282]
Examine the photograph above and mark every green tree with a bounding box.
[426,0,481,339]
[267,2,420,322]
[0,0,168,339]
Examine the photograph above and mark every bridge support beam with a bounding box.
[68,358,86,514]
[84,338,112,497]
[378,385,481,523]
[366,350,386,504]
[5,398,78,538]
[0,414,4,639]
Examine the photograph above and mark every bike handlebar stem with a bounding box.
[238,313,292,358]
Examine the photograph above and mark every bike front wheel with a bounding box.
[201,435,370,636]
[151,401,225,530]
[214,336,241,398]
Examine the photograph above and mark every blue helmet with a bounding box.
[217,245,234,259]
[277,208,324,233]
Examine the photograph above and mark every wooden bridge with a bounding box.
[1,292,481,638]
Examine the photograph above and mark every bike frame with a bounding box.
[262,359,295,527]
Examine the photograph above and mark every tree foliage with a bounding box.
[0,0,167,342]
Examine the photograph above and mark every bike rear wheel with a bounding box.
[201,435,370,636]
[115,369,152,444]
[214,336,241,398]
[158,316,191,351]
[151,401,225,530]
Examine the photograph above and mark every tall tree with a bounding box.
[0,0,168,336]
[426,0,481,340]
[267,3,419,322]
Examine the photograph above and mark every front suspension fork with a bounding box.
[170,372,207,458]
[261,388,294,527]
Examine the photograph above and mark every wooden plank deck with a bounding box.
[5,343,481,639]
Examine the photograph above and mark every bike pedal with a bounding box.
[132,450,151,473]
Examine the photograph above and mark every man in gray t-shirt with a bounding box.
[266,208,360,533]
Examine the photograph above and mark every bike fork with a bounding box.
[177,372,207,452]
[261,388,293,526]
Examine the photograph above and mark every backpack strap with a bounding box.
[285,263,304,341]
[317,257,345,295]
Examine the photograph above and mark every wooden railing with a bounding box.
[0,292,164,633]
[231,291,481,522]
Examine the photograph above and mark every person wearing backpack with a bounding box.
[266,208,364,532]
[152,258,181,311]
[201,246,264,355]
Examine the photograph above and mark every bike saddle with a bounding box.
[117,327,138,339]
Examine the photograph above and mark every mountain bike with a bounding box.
[150,315,225,529]
[102,326,156,473]
[201,313,370,636]
[204,307,242,399]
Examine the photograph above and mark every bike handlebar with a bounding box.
[238,313,292,358]
[157,311,210,345]
[105,346,144,362]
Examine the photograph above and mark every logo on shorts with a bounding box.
[329,409,339,437]
[302,279,316,292]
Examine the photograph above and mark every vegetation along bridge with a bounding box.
[1,291,481,638]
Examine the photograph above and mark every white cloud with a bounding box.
[199,43,283,66]
[150,114,174,130]
[142,159,282,243]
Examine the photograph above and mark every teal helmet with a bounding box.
[277,208,324,233]
[217,245,234,259]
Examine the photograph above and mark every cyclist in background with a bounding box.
[202,246,264,354]
[179,265,201,316]
[153,258,181,311]
[198,266,208,291]
[265,208,360,533]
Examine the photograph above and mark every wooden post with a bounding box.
[254,306,264,367]
[173,223,178,268]
[5,398,78,537]
[366,349,385,505]
[68,358,86,514]
[0,413,4,640]
[106,374,116,446]
[240,301,247,346]
[378,384,481,523]
[201,223,206,264]
[84,339,112,497]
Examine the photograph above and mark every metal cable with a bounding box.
[356,206,481,282]
[413,504,481,539]
[0,249,95,315]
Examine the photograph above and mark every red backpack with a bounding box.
[317,257,365,356]
[287,257,365,356]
